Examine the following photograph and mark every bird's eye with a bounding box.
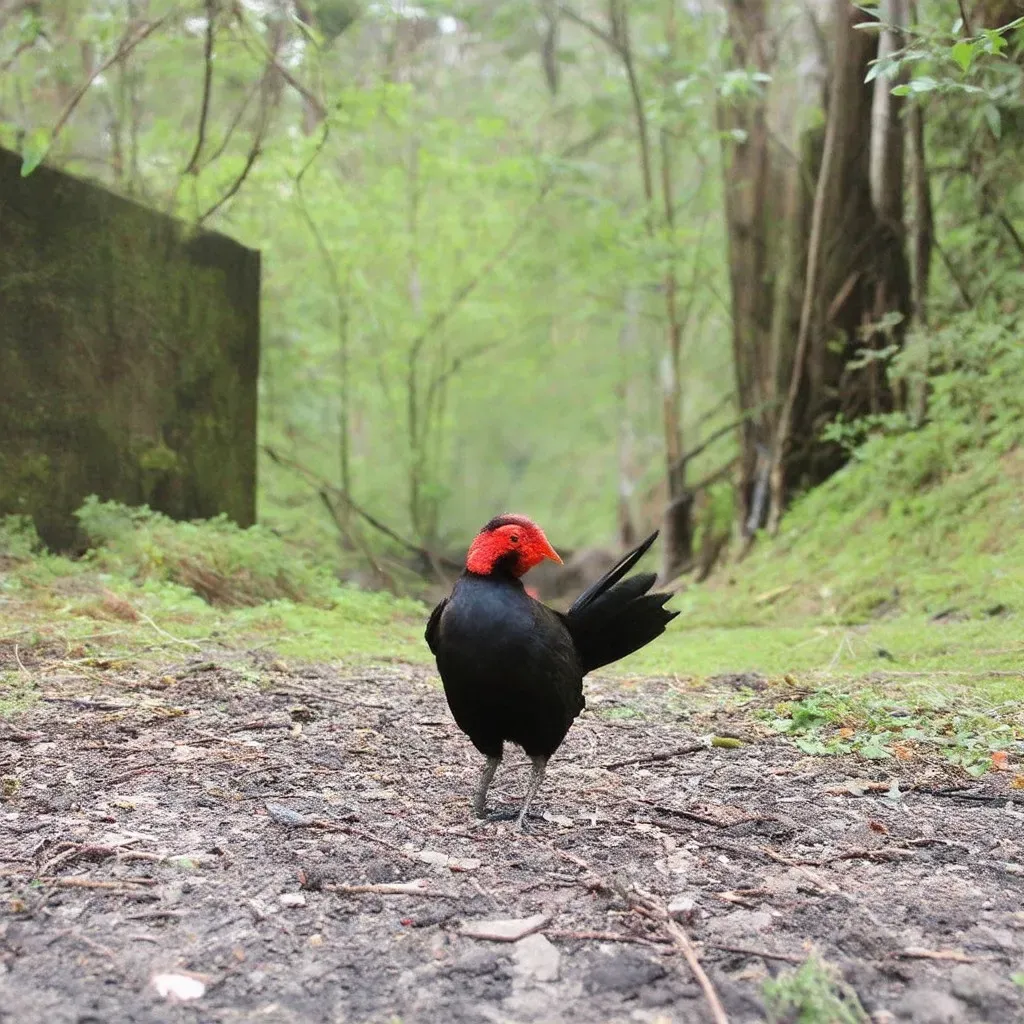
[510,534,520,544]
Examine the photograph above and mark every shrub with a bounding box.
[74,497,341,608]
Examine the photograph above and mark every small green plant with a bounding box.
[760,686,1018,775]
[0,671,39,716]
[73,497,343,608]
[0,516,41,559]
[764,955,869,1024]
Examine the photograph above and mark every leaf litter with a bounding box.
[0,651,1022,1023]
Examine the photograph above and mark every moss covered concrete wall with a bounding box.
[0,147,260,549]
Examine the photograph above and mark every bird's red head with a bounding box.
[465,514,563,578]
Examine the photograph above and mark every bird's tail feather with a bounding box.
[565,535,678,673]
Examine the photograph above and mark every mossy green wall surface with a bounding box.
[0,147,260,549]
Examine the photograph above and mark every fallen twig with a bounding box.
[325,880,444,897]
[707,942,804,964]
[547,847,729,1024]
[821,847,917,864]
[918,787,1024,807]
[40,696,131,711]
[823,780,894,796]
[714,889,769,908]
[546,928,667,948]
[895,947,978,964]
[126,909,187,921]
[135,610,204,651]
[664,919,730,1024]
[603,736,742,771]
[35,876,157,891]
[637,799,763,830]
[53,929,116,958]
[38,843,130,876]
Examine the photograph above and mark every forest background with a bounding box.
[1,0,1023,601]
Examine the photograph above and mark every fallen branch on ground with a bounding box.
[546,928,668,948]
[895,947,980,964]
[325,881,444,897]
[918,787,1024,806]
[547,846,730,1024]
[34,876,158,890]
[706,942,804,964]
[603,735,743,770]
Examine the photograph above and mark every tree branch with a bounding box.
[556,2,621,52]
[50,14,172,151]
[234,8,327,121]
[197,56,274,223]
[203,77,259,167]
[671,403,779,478]
[183,0,216,176]
[955,0,972,36]
[262,447,463,575]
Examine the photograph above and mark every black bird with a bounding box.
[425,514,677,827]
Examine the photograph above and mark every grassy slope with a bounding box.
[626,446,1024,687]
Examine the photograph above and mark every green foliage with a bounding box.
[0,672,38,716]
[762,686,1019,775]
[0,516,41,560]
[681,312,1024,627]
[764,956,869,1024]
[823,311,1024,468]
[865,8,1024,103]
[74,497,345,608]
[2,502,425,672]
[0,0,735,558]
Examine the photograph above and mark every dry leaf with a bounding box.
[1011,773,1024,790]
[991,751,1010,771]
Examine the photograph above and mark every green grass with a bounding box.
[1,504,426,669]
[0,671,38,715]
[764,956,869,1024]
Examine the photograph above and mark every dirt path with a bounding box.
[2,649,1023,1023]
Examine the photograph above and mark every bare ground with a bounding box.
[2,645,1023,1024]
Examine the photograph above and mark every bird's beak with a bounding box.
[541,538,563,566]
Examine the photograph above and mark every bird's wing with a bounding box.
[528,599,586,717]
[424,597,448,655]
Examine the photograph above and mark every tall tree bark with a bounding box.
[907,0,933,333]
[717,0,778,536]
[766,0,911,531]
[616,287,641,548]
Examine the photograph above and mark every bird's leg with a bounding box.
[473,755,502,819]
[515,755,548,831]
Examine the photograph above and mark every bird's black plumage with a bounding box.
[426,529,677,823]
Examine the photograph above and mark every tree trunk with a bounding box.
[907,0,933,330]
[616,287,641,548]
[766,0,911,530]
[717,0,777,537]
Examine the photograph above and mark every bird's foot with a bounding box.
[474,806,547,827]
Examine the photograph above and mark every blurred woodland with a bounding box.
[1,0,1022,589]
